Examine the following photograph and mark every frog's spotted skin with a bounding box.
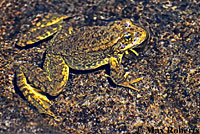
[16,13,149,121]
[18,14,71,47]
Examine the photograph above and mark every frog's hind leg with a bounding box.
[16,69,55,118]
[16,54,69,121]
[17,13,70,47]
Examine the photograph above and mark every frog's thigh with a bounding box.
[109,56,143,91]
[43,53,69,96]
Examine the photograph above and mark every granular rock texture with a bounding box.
[0,0,199,133]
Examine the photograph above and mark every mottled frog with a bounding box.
[16,14,149,121]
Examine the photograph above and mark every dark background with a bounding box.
[0,0,199,133]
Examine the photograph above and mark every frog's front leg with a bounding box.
[16,54,69,121]
[108,55,143,91]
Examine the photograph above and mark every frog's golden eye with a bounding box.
[122,32,133,42]
[119,32,133,49]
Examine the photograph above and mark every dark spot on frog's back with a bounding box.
[82,47,88,51]
[135,32,139,36]
[100,30,104,35]
[103,32,109,39]
[110,35,115,41]
[96,36,101,41]
[116,21,121,25]
[85,33,90,37]
[79,39,84,43]
[92,40,97,44]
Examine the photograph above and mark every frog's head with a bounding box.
[113,19,149,54]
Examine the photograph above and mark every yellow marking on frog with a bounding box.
[45,31,51,36]
[117,53,123,64]
[30,28,37,32]
[36,36,47,40]
[26,84,52,105]
[27,40,35,44]
[17,71,56,118]
[55,58,69,91]
[19,74,51,104]
[120,78,143,91]
[41,15,70,27]
[36,22,41,27]
[65,33,69,36]
[129,49,139,56]
[125,50,129,55]
[35,31,54,40]
[68,27,73,35]
[42,18,47,22]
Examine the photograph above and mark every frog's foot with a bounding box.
[16,69,62,121]
[108,56,143,91]
[106,72,143,91]
[117,72,143,91]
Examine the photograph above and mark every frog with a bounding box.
[16,13,149,121]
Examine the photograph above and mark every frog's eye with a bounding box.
[122,32,133,42]
[119,32,133,49]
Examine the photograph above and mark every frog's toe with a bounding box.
[54,116,63,122]
[32,92,55,117]
[129,77,143,84]
[118,77,143,91]
[120,82,140,91]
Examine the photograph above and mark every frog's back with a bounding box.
[52,22,124,70]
